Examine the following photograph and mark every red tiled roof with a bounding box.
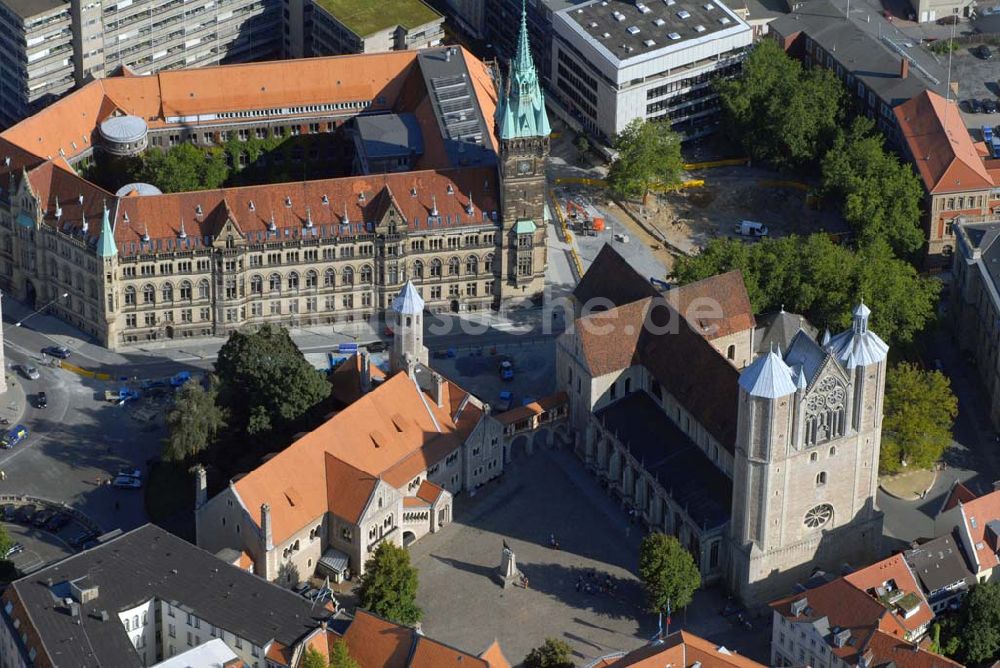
[940,480,977,515]
[842,554,933,636]
[330,353,386,406]
[414,479,444,505]
[958,488,1000,572]
[25,159,113,246]
[894,90,994,194]
[342,609,488,668]
[494,391,568,425]
[602,631,766,668]
[666,270,756,340]
[324,454,378,524]
[865,630,962,668]
[479,639,511,668]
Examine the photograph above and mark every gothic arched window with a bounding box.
[804,504,833,529]
[803,377,846,447]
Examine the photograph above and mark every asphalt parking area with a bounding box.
[3,522,74,574]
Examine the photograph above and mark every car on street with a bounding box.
[15,504,37,524]
[367,341,387,353]
[35,392,47,408]
[968,98,984,113]
[499,359,514,381]
[984,99,999,114]
[4,543,23,559]
[2,425,29,449]
[42,346,71,359]
[18,365,40,380]
[113,475,142,489]
[975,45,994,60]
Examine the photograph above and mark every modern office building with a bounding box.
[0,0,283,129]
[309,0,443,57]
[549,0,752,142]
[0,0,76,128]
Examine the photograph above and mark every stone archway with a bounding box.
[508,434,529,461]
[403,531,416,547]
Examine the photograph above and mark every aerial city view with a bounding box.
[0,0,999,665]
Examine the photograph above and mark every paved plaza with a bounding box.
[408,446,771,665]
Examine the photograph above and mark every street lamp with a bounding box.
[15,292,69,328]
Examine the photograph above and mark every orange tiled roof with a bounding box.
[666,270,756,341]
[233,371,479,544]
[894,90,994,194]
[601,630,766,668]
[494,391,568,425]
[414,479,444,505]
[324,454,379,524]
[958,487,1000,572]
[479,639,511,668]
[940,480,977,515]
[265,640,291,665]
[330,353,387,406]
[238,551,254,571]
[25,159,113,246]
[865,630,962,668]
[111,167,498,253]
[842,554,933,636]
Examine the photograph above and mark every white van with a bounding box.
[733,220,769,237]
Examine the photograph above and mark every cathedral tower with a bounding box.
[728,305,886,605]
[495,0,550,308]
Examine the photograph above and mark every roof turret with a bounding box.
[739,344,797,399]
[392,281,424,315]
[97,203,116,258]
[826,301,888,368]
[496,0,551,141]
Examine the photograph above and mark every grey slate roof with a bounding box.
[904,534,975,596]
[354,113,424,159]
[754,310,816,356]
[5,524,330,666]
[770,0,946,106]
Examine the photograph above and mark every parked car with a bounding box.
[35,392,47,409]
[292,582,311,596]
[15,504,37,524]
[4,543,23,559]
[31,508,57,528]
[113,475,142,489]
[499,360,514,381]
[45,513,72,531]
[117,468,141,480]
[984,98,999,114]
[969,98,985,113]
[0,504,15,521]
[70,532,97,548]
[2,425,29,449]
[975,45,994,60]
[42,346,71,359]
[733,220,769,237]
[19,365,40,380]
[496,390,514,412]
[367,341,387,353]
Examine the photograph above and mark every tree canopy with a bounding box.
[163,379,226,462]
[638,533,701,613]
[329,639,360,668]
[607,119,684,199]
[942,581,1000,663]
[140,143,228,193]
[214,324,331,436]
[357,542,422,626]
[671,235,938,348]
[881,362,958,473]
[715,39,843,171]
[523,638,574,668]
[301,647,330,668]
[820,118,925,258]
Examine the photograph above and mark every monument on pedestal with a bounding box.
[497,540,522,589]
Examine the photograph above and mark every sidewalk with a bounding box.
[879,468,939,501]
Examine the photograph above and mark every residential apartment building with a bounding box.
[897,90,1000,268]
[0,0,282,129]
[0,0,75,128]
[0,523,337,667]
[903,533,975,614]
[952,221,1000,427]
[770,0,945,140]
[309,0,443,57]
[935,483,1000,583]
[558,245,886,604]
[196,295,505,584]
[0,41,551,350]
[549,0,752,143]
[442,0,487,39]
[585,630,768,668]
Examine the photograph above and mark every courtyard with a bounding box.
[407,446,770,665]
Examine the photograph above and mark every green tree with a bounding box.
[715,39,843,171]
[820,118,925,257]
[638,533,701,614]
[141,143,228,193]
[954,581,1000,663]
[163,378,227,462]
[357,542,422,626]
[0,524,12,559]
[329,639,359,668]
[301,646,329,668]
[214,324,331,436]
[523,638,574,668]
[671,235,938,348]
[880,362,958,473]
[606,118,683,199]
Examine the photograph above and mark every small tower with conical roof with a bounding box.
[96,201,120,348]
[391,280,428,372]
[495,0,550,309]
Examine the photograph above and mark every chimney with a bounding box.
[360,350,372,393]
[261,503,273,551]
[900,58,909,79]
[432,372,445,408]
[194,465,207,511]
[483,403,491,416]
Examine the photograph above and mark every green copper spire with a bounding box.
[97,202,117,258]
[497,0,551,141]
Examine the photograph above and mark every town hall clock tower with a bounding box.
[495,1,550,308]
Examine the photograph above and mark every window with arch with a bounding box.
[269,274,281,292]
[360,265,373,284]
[809,452,818,462]
[829,446,837,457]
[161,282,174,302]
[430,259,442,277]
[250,276,263,294]
[324,269,336,287]
[287,272,299,290]
[448,257,460,276]
[198,280,210,299]
[804,504,833,529]
[484,253,494,274]
[124,286,136,305]
[466,255,478,275]
[412,260,424,278]
[305,270,318,288]
[816,471,827,487]
[342,267,354,285]
[803,377,846,446]
[727,345,735,360]
[180,281,192,301]
[142,284,155,304]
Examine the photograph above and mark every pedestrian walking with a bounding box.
[0,470,6,481]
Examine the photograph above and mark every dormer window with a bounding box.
[284,196,292,208]
[321,194,329,205]
[248,201,255,212]
[195,204,202,216]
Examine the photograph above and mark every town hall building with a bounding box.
[557,246,887,604]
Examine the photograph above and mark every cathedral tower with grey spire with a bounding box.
[496,0,550,308]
